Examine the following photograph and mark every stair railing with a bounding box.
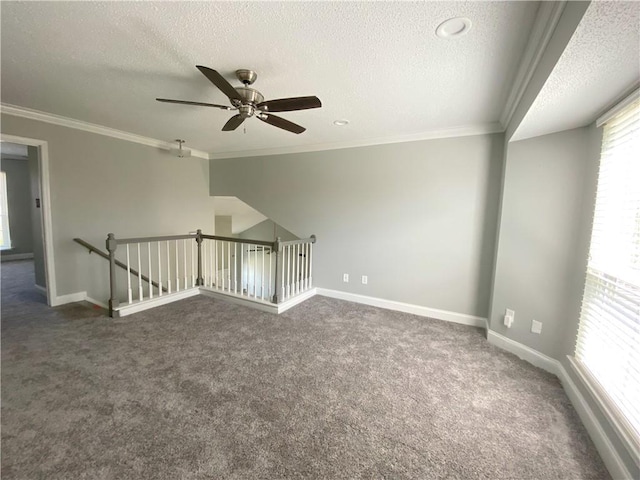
[82,230,316,317]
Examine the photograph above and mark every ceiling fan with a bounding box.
[156,66,321,134]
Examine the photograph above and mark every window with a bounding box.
[575,94,640,452]
[0,171,11,250]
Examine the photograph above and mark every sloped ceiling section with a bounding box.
[213,196,267,234]
[513,1,640,141]
[1,1,538,157]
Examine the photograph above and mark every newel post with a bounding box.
[196,229,203,286]
[272,237,283,304]
[106,233,119,317]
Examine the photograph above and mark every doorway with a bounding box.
[0,135,55,305]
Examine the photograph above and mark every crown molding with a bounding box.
[0,103,209,159]
[499,1,567,129]
[1,103,504,161]
[209,122,504,160]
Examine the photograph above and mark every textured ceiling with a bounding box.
[1,1,538,157]
[513,1,640,141]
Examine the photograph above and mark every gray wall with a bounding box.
[1,157,33,255]
[238,219,298,243]
[211,133,504,318]
[1,114,215,302]
[489,126,598,358]
[489,125,637,475]
[215,215,232,237]
[28,146,46,287]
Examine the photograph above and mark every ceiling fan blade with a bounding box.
[196,66,242,102]
[257,96,322,112]
[258,114,306,134]
[156,98,231,110]
[222,114,245,131]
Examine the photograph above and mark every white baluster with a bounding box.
[158,241,163,296]
[126,244,132,304]
[175,240,179,292]
[260,246,265,300]
[167,240,171,294]
[268,246,272,301]
[301,243,306,291]
[227,241,231,292]
[137,243,143,301]
[148,242,153,299]
[304,243,309,290]
[286,245,291,299]
[183,239,187,290]
[203,238,208,287]
[191,239,195,288]
[281,245,286,300]
[252,245,258,298]
[213,240,218,289]
[210,239,213,287]
[303,244,307,290]
[221,241,225,291]
[234,243,238,294]
[309,243,313,288]
[297,244,300,294]
[240,243,244,295]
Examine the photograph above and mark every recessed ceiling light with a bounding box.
[435,17,472,38]
[334,119,349,126]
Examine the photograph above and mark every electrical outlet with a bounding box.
[531,319,542,334]
[343,273,349,283]
[361,275,368,285]
[504,308,515,328]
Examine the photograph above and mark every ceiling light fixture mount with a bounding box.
[435,17,472,38]
[172,139,191,158]
[334,119,349,126]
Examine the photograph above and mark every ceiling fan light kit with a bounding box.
[157,66,322,134]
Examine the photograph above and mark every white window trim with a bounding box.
[569,356,640,463]
[572,87,640,467]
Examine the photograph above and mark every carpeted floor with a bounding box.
[1,260,610,479]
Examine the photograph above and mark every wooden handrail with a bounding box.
[73,238,167,293]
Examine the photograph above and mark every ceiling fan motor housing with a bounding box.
[234,87,265,117]
[157,66,321,134]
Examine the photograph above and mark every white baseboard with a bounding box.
[557,361,634,480]
[50,291,87,306]
[486,329,559,375]
[1,253,34,261]
[85,295,108,310]
[114,288,200,317]
[277,288,317,313]
[486,329,634,479]
[199,287,279,314]
[316,288,486,328]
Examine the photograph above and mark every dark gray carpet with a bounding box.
[2,260,610,479]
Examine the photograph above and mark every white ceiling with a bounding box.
[513,1,640,141]
[1,1,539,157]
[213,197,266,234]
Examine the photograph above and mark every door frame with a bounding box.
[1,133,56,305]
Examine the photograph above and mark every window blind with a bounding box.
[575,96,640,446]
[0,172,11,249]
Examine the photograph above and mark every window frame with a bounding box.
[571,89,640,463]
